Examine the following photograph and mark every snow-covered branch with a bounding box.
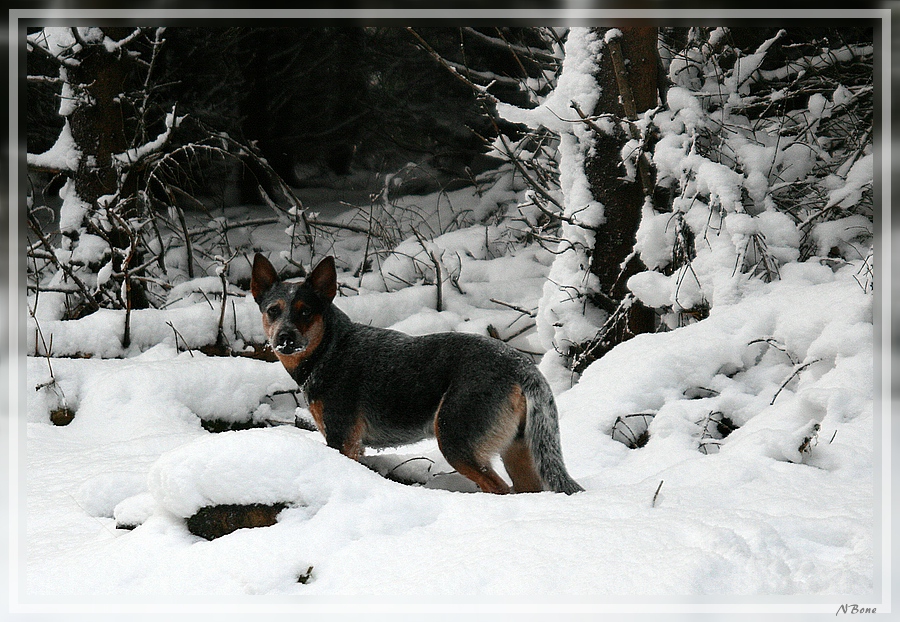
[27,120,80,172]
[26,28,81,66]
[406,28,502,102]
[751,43,873,85]
[114,107,182,166]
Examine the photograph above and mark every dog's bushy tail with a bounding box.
[521,371,584,495]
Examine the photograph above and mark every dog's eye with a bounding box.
[298,307,312,319]
[266,306,280,320]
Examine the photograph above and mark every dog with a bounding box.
[250,253,583,495]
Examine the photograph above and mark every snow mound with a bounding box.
[76,472,148,518]
[562,262,872,477]
[148,427,383,518]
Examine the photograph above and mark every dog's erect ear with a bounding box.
[306,256,337,304]
[250,254,278,303]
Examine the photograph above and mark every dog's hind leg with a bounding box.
[500,385,544,492]
[499,386,543,493]
[434,384,531,495]
[501,437,544,493]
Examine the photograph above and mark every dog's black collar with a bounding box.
[293,357,317,391]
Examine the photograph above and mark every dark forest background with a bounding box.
[27,26,555,203]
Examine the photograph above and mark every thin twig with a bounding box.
[105,208,138,348]
[430,250,443,312]
[502,322,535,343]
[492,132,564,212]
[216,265,231,350]
[26,38,77,67]
[460,27,561,64]
[386,456,435,479]
[489,298,537,318]
[748,338,797,365]
[770,359,821,405]
[406,28,500,104]
[307,218,390,241]
[166,321,193,356]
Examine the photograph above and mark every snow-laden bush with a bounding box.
[629,27,874,328]
[492,26,873,385]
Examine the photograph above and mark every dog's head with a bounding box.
[250,254,337,373]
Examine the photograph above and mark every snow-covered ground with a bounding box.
[14,179,883,615]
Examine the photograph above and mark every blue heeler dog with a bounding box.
[251,254,583,495]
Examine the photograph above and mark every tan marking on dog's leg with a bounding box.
[501,439,543,493]
[498,385,543,493]
[469,384,524,459]
[433,388,516,495]
[308,400,326,436]
[341,414,367,460]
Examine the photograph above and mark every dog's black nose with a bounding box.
[275,332,296,353]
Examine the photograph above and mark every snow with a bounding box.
[497,28,611,390]
[811,215,873,257]
[68,233,109,267]
[827,154,874,208]
[633,199,676,271]
[57,179,90,234]
[725,31,787,94]
[19,186,878,607]
[25,120,81,172]
[495,28,602,137]
[626,269,673,308]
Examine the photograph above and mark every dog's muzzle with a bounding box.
[273,331,307,355]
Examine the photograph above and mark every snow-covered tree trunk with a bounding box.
[497,27,659,391]
[27,27,176,333]
[65,27,133,207]
[578,27,658,370]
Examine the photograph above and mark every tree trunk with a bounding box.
[576,27,659,372]
[65,28,150,316]
[67,28,133,206]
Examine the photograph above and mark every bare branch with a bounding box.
[406,28,500,104]
[27,214,100,313]
[490,298,537,317]
[461,27,561,64]
[771,359,822,405]
[752,43,873,85]
[26,74,63,85]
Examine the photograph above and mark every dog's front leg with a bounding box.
[336,414,366,460]
[308,400,366,460]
